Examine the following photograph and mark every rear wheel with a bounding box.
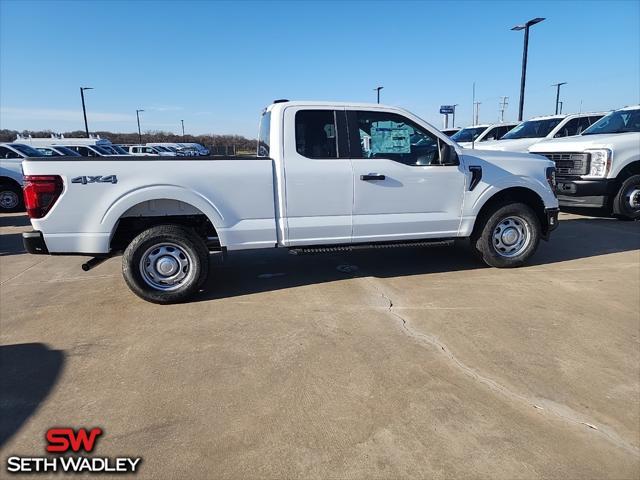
[612,174,640,220]
[122,225,209,304]
[472,202,541,268]
[0,183,24,213]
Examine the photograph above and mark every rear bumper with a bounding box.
[23,230,48,254]
[556,178,616,208]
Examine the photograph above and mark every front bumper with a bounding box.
[23,230,48,254]
[556,178,616,208]
[543,207,560,240]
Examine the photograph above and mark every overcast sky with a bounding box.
[1,0,639,137]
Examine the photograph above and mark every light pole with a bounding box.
[80,87,93,138]
[181,119,185,137]
[512,17,545,121]
[374,86,383,104]
[474,101,481,125]
[136,109,144,144]
[552,82,567,115]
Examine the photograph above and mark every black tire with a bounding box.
[612,174,640,221]
[0,183,24,213]
[122,225,209,304]
[471,202,541,268]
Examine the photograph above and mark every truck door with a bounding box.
[348,110,465,242]
[282,107,353,246]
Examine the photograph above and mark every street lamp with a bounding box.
[136,109,144,144]
[552,82,567,115]
[80,87,93,138]
[181,119,185,137]
[374,86,384,104]
[512,17,545,121]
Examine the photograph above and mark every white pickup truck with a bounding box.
[21,101,559,303]
[529,105,640,220]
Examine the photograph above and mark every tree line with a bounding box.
[0,129,257,152]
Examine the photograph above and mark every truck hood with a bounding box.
[471,138,541,152]
[461,148,553,174]
[529,132,638,153]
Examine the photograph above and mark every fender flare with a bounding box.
[100,185,228,245]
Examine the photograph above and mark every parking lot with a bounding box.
[0,212,638,478]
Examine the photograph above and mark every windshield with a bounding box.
[54,146,81,156]
[99,145,119,154]
[451,126,487,143]
[111,145,129,154]
[11,144,45,156]
[92,146,112,155]
[582,109,640,135]
[501,118,563,139]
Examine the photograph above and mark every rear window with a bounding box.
[295,110,337,159]
[258,111,271,157]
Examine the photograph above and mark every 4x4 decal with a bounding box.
[71,175,118,185]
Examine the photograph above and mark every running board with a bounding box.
[289,239,455,255]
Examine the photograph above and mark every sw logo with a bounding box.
[71,175,118,185]
[46,427,103,453]
[5,427,142,474]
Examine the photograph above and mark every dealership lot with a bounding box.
[0,212,638,478]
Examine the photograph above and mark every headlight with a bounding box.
[584,149,612,178]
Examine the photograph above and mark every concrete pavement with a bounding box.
[1,212,639,479]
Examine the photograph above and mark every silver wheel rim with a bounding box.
[492,215,531,258]
[0,190,19,209]
[624,185,640,212]
[139,242,193,291]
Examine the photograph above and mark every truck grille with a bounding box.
[538,152,589,177]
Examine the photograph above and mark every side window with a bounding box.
[37,148,55,156]
[554,118,581,137]
[0,146,18,158]
[354,111,442,166]
[576,117,592,135]
[295,110,337,159]
[481,127,499,141]
[496,126,510,139]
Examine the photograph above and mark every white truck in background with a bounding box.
[476,112,605,152]
[529,105,640,220]
[0,143,45,212]
[451,122,520,149]
[21,100,559,303]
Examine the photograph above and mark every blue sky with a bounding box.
[1,0,638,137]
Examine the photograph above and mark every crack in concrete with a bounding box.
[364,277,639,457]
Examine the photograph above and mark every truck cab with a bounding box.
[477,113,605,152]
[452,122,520,149]
[530,105,640,219]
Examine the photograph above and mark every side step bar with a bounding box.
[289,238,455,255]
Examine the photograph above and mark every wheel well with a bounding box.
[0,176,21,188]
[473,187,547,235]
[616,160,640,179]
[110,200,219,252]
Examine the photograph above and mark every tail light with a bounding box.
[23,175,64,219]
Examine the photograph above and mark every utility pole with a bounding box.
[552,82,567,115]
[558,101,563,114]
[374,86,383,104]
[474,101,481,125]
[80,87,93,138]
[181,119,185,137]
[512,17,545,121]
[499,96,509,122]
[136,109,144,144]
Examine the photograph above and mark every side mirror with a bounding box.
[439,142,459,166]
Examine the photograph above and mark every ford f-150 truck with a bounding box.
[529,105,640,220]
[21,101,559,303]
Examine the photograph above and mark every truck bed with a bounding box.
[22,156,278,254]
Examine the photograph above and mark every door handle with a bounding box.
[360,173,386,181]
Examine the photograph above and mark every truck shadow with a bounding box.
[0,233,26,257]
[196,216,639,302]
[0,343,65,448]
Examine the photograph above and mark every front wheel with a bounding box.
[0,183,24,213]
[472,202,541,268]
[122,225,209,304]
[612,174,640,220]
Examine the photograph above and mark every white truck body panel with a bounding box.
[21,101,558,255]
